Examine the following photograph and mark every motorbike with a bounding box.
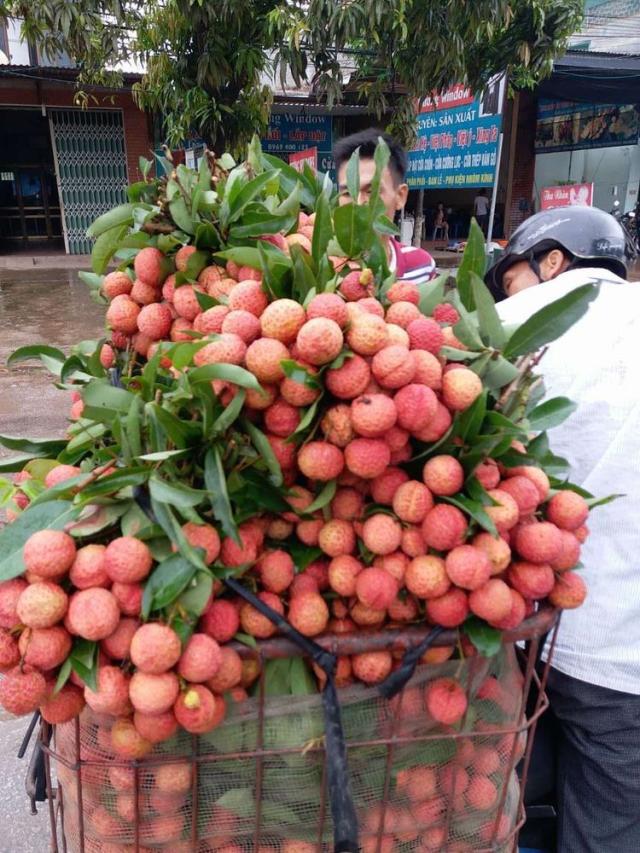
[610,200,640,261]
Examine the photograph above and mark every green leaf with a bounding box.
[291,396,322,437]
[204,447,239,543]
[449,292,484,351]
[68,639,99,691]
[149,475,206,509]
[305,480,337,515]
[212,389,246,435]
[7,345,66,369]
[586,493,624,510]
[228,171,279,223]
[503,283,600,359]
[243,420,283,487]
[0,454,45,473]
[345,148,360,204]
[66,503,130,538]
[78,270,105,292]
[121,502,163,539]
[188,363,263,392]
[333,203,370,257]
[142,553,197,618]
[287,542,323,571]
[476,355,520,390]
[0,500,77,581]
[470,273,507,348]
[454,390,487,443]
[169,197,195,235]
[442,494,497,536]
[527,397,578,432]
[183,249,208,281]
[60,355,90,384]
[78,468,149,500]
[82,381,133,422]
[456,218,486,310]
[229,211,296,241]
[178,571,213,617]
[280,360,321,388]
[86,203,135,238]
[147,404,202,448]
[417,274,446,316]
[91,224,128,274]
[290,243,317,303]
[54,658,72,693]
[290,657,318,695]
[311,192,332,265]
[0,434,68,457]
[233,632,258,650]
[465,617,502,657]
[195,290,220,312]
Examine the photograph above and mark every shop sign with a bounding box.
[540,183,594,209]
[535,100,639,153]
[290,146,318,173]
[407,79,504,189]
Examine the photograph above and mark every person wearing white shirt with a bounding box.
[486,205,639,853]
[474,188,490,233]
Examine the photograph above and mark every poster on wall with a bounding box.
[262,114,333,177]
[535,100,639,153]
[406,79,504,189]
[540,183,594,210]
[290,147,318,173]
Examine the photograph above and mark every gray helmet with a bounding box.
[486,206,627,299]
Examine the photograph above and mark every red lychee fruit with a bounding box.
[193,332,247,367]
[425,677,467,724]
[174,243,197,272]
[111,717,153,759]
[394,383,438,432]
[350,394,397,438]
[344,438,391,479]
[412,401,452,444]
[321,404,354,447]
[207,646,243,693]
[551,530,581,571]
[405,555,450,599]
[129,670,180,714]
[468,578,513,622]
[421,504,468,551]
[0,665,48,715]
[0,628,20,672]
[297,441,344,481]
[170,317,194,341]
[466,776,498,811]
[106,294,141,334]
[133,710,178,745]
[40,683,85,724]
[244,338,289,383]
[260,298,306,343]
[69,543,109,589]
[505,465,551,502]
[425,587,469,627]
[361,513,403,555]
[102,270,132,299]
[296,317,344,365]
[318,519,356,557]
[339,268,374,301]
[103,536,153,584]
[279,360,320,406]
[474,458,501,490]
[328,555,364,596]
[111,581,143,616]
[200,598,240,643]
[392,480,434,523]
[130,623,181,673]
[371,467,410,504]
[0,579,28,629]
[546,490,589,531]
[489,587,527,630]
[18,625,71,670]
[355,567,398,610]
[66,588,120,640]
[177,633,222,682]
[288,592,330,637]
[350,601,386,627]
[407,317,445,354]
[445,545,492,590]
[17,582,68,629]
[371,345,417,389]
[514,521,563,563]
[179,521,221,564]
[442,367,483,411]
[137,301,172,340]
[100,616,139,661]
[331,487,365,521]
[352,650,393,684]
[411,349,443,390]
[306,292,348,327]
[387,281,420,304]
[23,529,76,580]
[386,300,421,328]
[325,353,371,399]
[296,518,323,546]
[422,455,464,497]
[549,571,587,609]
[473,532,511,575]
[346,313,388,356]
[174,685,225,734]
[134,246,166,287]
[84,665,131,715]
[222,308,261,343]
[499,475,541,517]
[257,550,295,594]
[432,303,460,324]
[508,561,555,599]
[264,399,301,437]
[485,488,520,533]
[227,279,268,316]
[240,592,284,639]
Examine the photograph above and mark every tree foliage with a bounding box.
[2,0,583,149]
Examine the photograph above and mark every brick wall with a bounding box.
[0,79,153,181]
[506,91,537,234]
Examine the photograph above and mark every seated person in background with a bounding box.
[333,128,437,283]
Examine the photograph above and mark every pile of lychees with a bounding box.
[0,227,589,751]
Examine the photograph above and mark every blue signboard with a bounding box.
[535,99,639,153]
[262,113,334,177]
[407,84,502,189]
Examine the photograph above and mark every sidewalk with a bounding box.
[0,253,91,271]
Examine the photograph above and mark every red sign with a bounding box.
[417,84,475,114]
[540,183,594,210]
[289,147,318,173]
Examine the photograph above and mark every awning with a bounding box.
[538,50,640,104]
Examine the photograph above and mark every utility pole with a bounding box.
[413,189,424,247]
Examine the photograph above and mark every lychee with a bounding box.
[442,367,483,411]
[220,528,259,567]
[221,308,260,343]
[361,513,403,555]
[18,625,71,670]
[385,300,421,328]
[339,268,374,301]
[371,467,410,504]
[328,555,364,596]
[489,587,527,630]
[508,561,555,599]
[371,345,416,389]
[485,488,520,533]
[130,623,182,673]
[245,337,291,383]
[405,555,450,599]
[546,490,589,531]
[422,455,464,497]
[412,402,452,443]
[472,532,511,575]
[40,683,85,724]
[280,360,320,406]
[466,776,498,811]
[207,646,244,693]
[0,628,20,671]
[432,303,460,324]
[350,394,397,438]
[256,550,294,593]
[352,650,393,684]
[346,313,388,356]
[17,582,68,629]
[102,270,132,299]
[296,317,344,365]
[104,536,153,583]
[261,299,306,343]
[69,543,109,589]
[421,504,468,551]
[297,441,344,481]
[179,521,221,564]
[130,277,161,305]
[288,592,330,637]
[134,246,166,287]
[445,545,492,590]
[306,293,348,327]
[172,282,202,320]
[355,567,399,610]
[357,297,385,317]
[401,526,427,557]
[84,665,131,715]
[227,280,269,316]
[129,670,180,714]
[325,353,371,399]
[321,404,354,447]
[137,302,172,340]
[0,665,47,715]
[194,305,230,336]
[425,587,469,627]
[43,465,83,490]
[264,399,301,437]
[549,571,587,609]
[170,317,194,341]
[23,529,77,579]
[111,717,153,759]
[407,317,444,354]
[66,588,120,640]
[425,677,467,724]
[177,633,222,682]
[385,323,410,347]
[468,578,513,622]
[344,438,391,479]
[394,383,438,432]
[106,294,141,334]
[200,598,240,643]
[551,530,581,571]
[514,521,563,563]
[318,519,356,557]
[240,592,283,639]
[100,617,139,661]
[499,475,540,517]
[111,581,143,616]
[387,281,420,304]
[474,458,501,490]
[174,685,225,734]
[245,383,278,411]
[193,333,247,367]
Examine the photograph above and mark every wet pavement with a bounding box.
[0,267,105,454]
